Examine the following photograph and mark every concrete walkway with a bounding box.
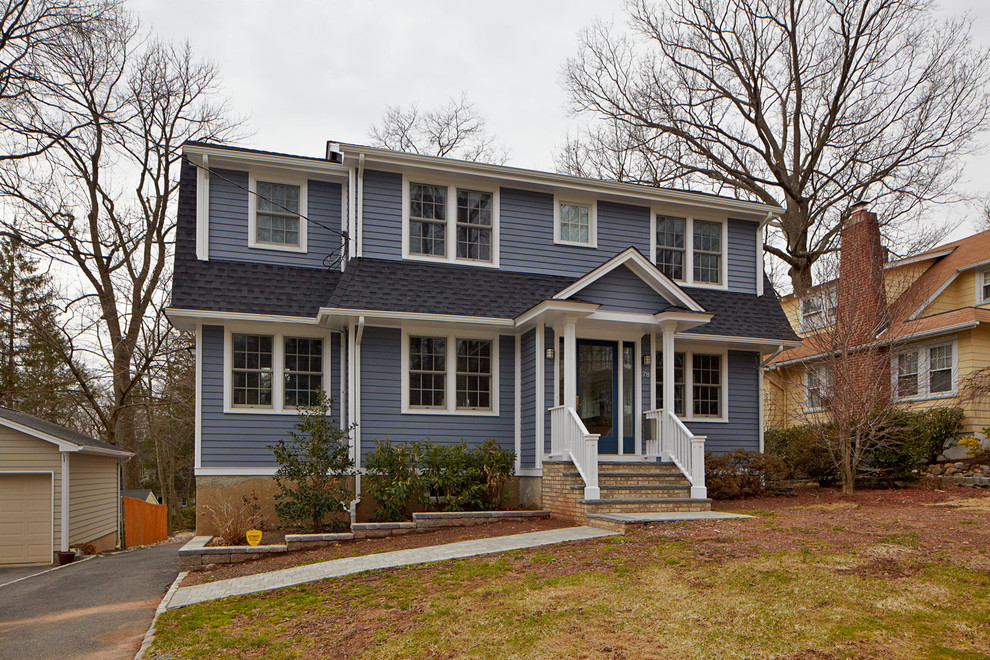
[169,526,613,609]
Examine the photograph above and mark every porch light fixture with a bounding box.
[545,347,555,360]
[642,354,652,367]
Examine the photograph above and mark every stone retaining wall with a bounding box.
[178,510,550,569]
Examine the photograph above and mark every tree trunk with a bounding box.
[840,433,855,495]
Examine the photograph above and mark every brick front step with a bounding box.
[596,460,683,475]
[564,471,691,486]
[577,498,712,514]
[569,484,692,499]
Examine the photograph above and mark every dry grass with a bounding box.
[152,487,990,659]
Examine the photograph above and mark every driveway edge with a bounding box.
[134,570,187,660]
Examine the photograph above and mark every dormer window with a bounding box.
[249,177,307,253]
[554,198,597,247]
[404,178,498,266]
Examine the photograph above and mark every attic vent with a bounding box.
[325,141,343,164]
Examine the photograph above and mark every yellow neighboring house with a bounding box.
[766,223,990,439]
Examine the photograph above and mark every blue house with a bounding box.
[167,141,798,527]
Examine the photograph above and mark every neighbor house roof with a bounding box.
[0,407,133,456]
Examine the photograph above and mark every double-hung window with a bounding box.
[894,342,954,400]
[253,181,304,250]
[655,350,723,419]
[692,220,722,284]
[554,199,596,247]
[656,216,686,281]
[980,270,990,304]
[456,189,493,261]
[406,180,497,265]
[800,289,836,332]
[409,183,447,257]
[654,215,724,285]
[806,363,833,412]
[229,332,325,411]
[405,332,497,414]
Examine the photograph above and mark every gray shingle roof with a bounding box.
[0,407,131,454]
[328,258,575,318]
[684,276,799,341]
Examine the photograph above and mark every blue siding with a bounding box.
[519,330,536,469]
[727,218,758,293]
[500,191,651,277]
[686,350,760,454]
[361,169,403,259]
[207,168,342,268]
[358,327,515,460]
[577,265,671,313]
[200,325,342,468]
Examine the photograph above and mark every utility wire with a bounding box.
[182,155,349,270]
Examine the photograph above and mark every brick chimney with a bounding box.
[836,202,888,344]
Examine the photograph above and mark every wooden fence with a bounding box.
[123,496,168,547]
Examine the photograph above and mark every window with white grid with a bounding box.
[283,337,323,408]
[255,182,300,247]
[409,183,447,257]
[806,363,833,411]
[981,270,990,304]
[894,342,955,400]
[692,353,722,417]
[408,336,447,408]
[557,203,593,245]
[897,351,919,397]
[455,339,493,410]
[656,215,686,280]
[929,345,952,394]
[655,351,686,416]
[232,334,273,406]
[455,189,492,262]
[693,220,722,284]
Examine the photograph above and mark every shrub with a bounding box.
[200,491,264,545]
[363,439,429,522]
[363,438,516,520]
[765,425,838,486]
[705,449,787,500]
[269,393,354,531]
[868,407,965,482]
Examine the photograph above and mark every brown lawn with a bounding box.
[154,486,990,659]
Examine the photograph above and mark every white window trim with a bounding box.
[553,195,598,248]
[978,269,990,305]
[400,328,500,416]
[401,173,500,267]
[223,325,332,415]
[649,210,729,290]
[891,338,959,402]
[804,362,833,414]
[247,172,309,254]
[656,345,729,422]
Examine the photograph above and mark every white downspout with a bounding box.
[348,317,365,525]
[60,451,70,552]
[356,154,365,258]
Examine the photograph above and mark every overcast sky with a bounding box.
[131,0,990,234]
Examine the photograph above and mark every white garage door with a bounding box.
[0,473,52,565]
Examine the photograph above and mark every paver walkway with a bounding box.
[169,526,612,609]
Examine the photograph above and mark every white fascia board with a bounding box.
[0,417,128,455]
[884,247,955,269]
[78,446,134,458]
[195,467,279,477]
[165,308,321,332]
[183,143,348,180]
[908,272,959,320]
[676,332,802,350]
[338,144,781,218]
[552,248,705,312]
[513,300,598,328]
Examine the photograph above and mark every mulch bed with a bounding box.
[184,517,573,586]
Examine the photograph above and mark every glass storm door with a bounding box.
[577,340,618,454]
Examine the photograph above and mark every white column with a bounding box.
[563,316,577,409]
[661,320,676,457]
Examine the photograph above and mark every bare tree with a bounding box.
[369,93,508,164]
[0,7,236,486]
[564,0,990,295]
[0,0,118,160]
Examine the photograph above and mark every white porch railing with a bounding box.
[549,405,601,499]
[645,409,707,499]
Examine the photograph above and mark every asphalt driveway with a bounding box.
[0,539,181,660]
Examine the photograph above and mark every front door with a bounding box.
[576,339,635,455]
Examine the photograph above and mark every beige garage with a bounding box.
[0,407,133,566]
